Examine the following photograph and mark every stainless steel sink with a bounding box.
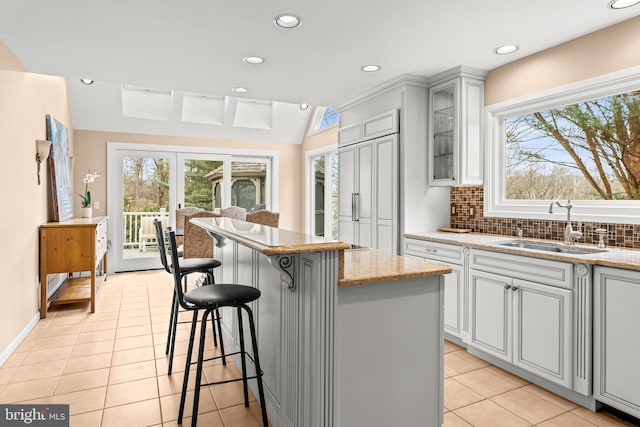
[491,240,607,255]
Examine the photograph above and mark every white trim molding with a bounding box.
[485,65,640,225]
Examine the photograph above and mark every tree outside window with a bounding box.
[505,90,640,201]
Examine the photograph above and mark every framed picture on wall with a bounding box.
[47,114,74,222]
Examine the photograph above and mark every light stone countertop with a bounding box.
[338,248,451,287]
[190,217,452,285]
[404,231,640,271]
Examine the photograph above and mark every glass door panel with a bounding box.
[177,154,231,211]
[109,149,176,272]
[433,85,455,181]
[230,159,269,211]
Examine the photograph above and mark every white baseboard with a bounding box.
[0,312,40,367]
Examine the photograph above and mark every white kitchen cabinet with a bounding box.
[469,250,573,388]
[594,266,640,419]
[339,127,398,254]
[404,238,467,341]
[428,66,485,186]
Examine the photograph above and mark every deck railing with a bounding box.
[123,211,169,249]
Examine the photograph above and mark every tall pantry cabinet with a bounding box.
[338,110,399,254]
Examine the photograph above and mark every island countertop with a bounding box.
[339,248,451,287]
[190,216,350,255]
[190,216,452,285]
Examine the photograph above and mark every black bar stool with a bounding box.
[153,219,224,374]
[166,229,268,427]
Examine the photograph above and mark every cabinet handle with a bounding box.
[351,193,356,222]
[425,248,437,253]
[512,286,518,291]
[504,285,511,290]
[354,193,360,222]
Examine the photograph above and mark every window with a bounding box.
[308,106,340,135]
[486,67,640,224]
[306,147,339,238]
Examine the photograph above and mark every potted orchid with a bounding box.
[80,170,101,218]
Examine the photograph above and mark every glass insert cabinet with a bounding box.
[432,83,456,182]
[428,67,486,187]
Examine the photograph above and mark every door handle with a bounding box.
[354,193,360,222]
[351,193,356,222]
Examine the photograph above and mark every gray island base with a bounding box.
[191,217,450,427]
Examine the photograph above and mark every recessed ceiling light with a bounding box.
[80,78,94,85]
[232,87,248,93]
[274,14,302,29]
[608,0,640,8]
[299,103,309,110]
[243,56,265,65]
[494,44,519,55]
[361,65,381,72]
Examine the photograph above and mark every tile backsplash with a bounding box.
[450,186,640,249]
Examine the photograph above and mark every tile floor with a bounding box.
[0,270,636,427]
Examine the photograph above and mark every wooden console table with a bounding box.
[39,216,108,318]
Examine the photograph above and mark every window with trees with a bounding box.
[486,69,640,224]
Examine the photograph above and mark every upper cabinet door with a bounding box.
[428,69,485,187]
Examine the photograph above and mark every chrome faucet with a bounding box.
[548,199,583,245]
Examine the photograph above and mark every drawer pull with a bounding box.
[505,285,511,290]
[425,248,437,253]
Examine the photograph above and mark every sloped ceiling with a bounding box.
[0,0,638,143]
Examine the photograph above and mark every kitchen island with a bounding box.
[191,217,451,427]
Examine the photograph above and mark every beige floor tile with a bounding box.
[21,346,73,365]
[162,410,225,427]
[75,328,117,344]
[444,340,465,354]
[114,334,154,351]
[444,412,473,427]
[571,407,637,426]
[116,324,153,339]
[157,369,201,396]
[39,324,83,338]
[17,333,78,351]
[108,359,157,385]
[483,365,530,387]
[0,377,58,403]
[444,378,485,410]
[160,389,218,422]
[69,339,115,358]
[111,346,156,366]
[2,351,28,367]
[54,368,110,395]
[156,354,189,375]
[210,381,257,410]
[8,359,66,383]
[537,411,600,426]
[118,315,151,328]
[454,400,532,427]
[68,410,103,427]
[101,398,162,427]
[81,319,118,332]
[105,377,159,408]
[453,366,525,398]
[119,308,150,319]
[63,352,112,374]
[219,401,268,427]
[50,386,106,416]
[521,383,579,411]
[0,367,17,385]
[490,387,566,424]
[444,350,490,377]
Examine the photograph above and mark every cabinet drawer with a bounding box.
[469,249,572,289]
[338,123,362,147]
[363,109,399,140]
[404,238,463,265]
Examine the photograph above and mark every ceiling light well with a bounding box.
[232,87,248,94]
[361,65,381,72]
[243,56,265,65]
[608,0,640,8]
[494,44,519,55]
[274,14,302,29]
